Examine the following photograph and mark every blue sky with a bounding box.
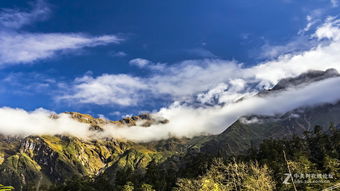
[0,0,339,120]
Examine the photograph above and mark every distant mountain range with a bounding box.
[0,69,339,190]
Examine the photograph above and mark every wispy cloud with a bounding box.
[261,9,328,60]
[0,32,121,66]
[258,36,316,60]
[111,51,127,57]
[185,47,217,58]
[0,0,123,66]
[0,0,49,29]
[129,58,151,68]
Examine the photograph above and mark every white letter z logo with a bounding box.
[283,173,292,184]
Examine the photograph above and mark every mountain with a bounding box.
[0,69,339,190]
[0,113,184,190]
[200,68,340,156]
[200,101,340,157]
[261,68,339,94]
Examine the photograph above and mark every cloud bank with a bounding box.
[1,16,340,142]
[1,75,340,142]
[0,107,91,137]
[0,0,122,66]
[101,76,340,141]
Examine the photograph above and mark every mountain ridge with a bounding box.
[0,69,339,190]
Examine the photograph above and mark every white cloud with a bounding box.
[301,15,315,33]
[0,0,123,66]
[314,17,340,40]
[0,107,91,137]
[59,74,148,106]
[129,58,166,71]
[0,32,121,66]
[129,58,151,68]
[258,36,315,59]
[60,59,244,106]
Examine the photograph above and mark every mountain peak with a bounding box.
[272,68,339,91]
[64,112,169,129]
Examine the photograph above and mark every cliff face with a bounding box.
[0,135,124,190]
[0,130,191,190]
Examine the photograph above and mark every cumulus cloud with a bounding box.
[60,59,245,106]
[0,0,122,66]
[58,74,148,106]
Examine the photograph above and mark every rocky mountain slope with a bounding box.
[0,69,339,190]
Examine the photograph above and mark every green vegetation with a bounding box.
[48,125,339,191]
[0,125,338,191]
[0,184,14,191]
[173,159,275,191]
